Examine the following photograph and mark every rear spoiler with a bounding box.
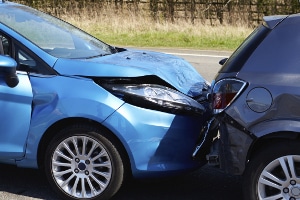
[263,15,288,29]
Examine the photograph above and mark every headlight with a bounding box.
[103,83,205,116]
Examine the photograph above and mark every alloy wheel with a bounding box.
[258,155,300,200]
[51,135,112,199]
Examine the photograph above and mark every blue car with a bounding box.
[0,1,216,199]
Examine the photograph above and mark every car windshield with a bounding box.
[0,4,114,59]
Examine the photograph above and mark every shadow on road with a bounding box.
[0,164,242,200]
[113,165,243,200]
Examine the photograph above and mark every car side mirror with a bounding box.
[0,55,19,87]
[219,58,228,65]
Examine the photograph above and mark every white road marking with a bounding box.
[163,52,228,58]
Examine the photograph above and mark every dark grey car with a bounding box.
[201,14,300,200]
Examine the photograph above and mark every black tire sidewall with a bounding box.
[243,140,300,200]
[44,124,124,200]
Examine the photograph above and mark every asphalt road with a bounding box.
[0,48,241,200]
[0,163,242,200]
[139,47,232,82]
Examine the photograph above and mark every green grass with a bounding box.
[62,11,253,51]
[13,1,254,50]
[94,31,246,50]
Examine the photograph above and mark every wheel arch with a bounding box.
[37,117,132,178]
[246,131,300,165]
[242,132,300,200]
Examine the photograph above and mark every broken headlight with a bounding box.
[103,83,205,116]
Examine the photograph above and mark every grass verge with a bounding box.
[61,9,253,51]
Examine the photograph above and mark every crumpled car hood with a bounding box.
[53,49,209,97]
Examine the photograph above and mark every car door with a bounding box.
[0,35,33,159]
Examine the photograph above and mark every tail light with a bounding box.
[212,78,247,114]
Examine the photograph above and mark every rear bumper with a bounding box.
[214,115,254,175]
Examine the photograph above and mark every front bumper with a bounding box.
[103,102,213,178]
[192,118,219,161]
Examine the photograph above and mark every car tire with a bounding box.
[44,124,124,200]
[243,140,300,200]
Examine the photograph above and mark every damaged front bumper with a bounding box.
[192,118,219,161]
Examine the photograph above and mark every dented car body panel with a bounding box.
[53,50,208,97]
[20,74,210,174]
[212,13,300,175]
[0,1,215,180]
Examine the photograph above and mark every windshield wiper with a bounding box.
[78,53,110,59]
